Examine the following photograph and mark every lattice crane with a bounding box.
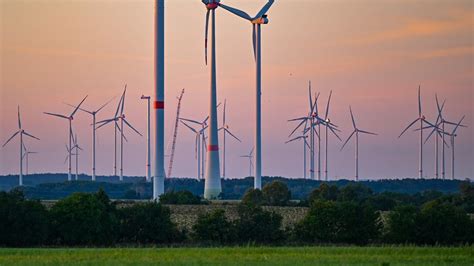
[167,89,185,177]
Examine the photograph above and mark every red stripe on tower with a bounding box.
[154,101,164,109]
[207,145,219,151]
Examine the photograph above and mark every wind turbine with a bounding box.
[323,91,342,181]
[201,0,222,199]
[240,147,254,177]
[22,143,37,176]
[180,119,208,180]
[141,95,152,182]
[97,88,142,181]
[66,97,114,181]
[219,0,275,190]
[219,100,241,179]
[285,135,310,179]
[3,107,40,186]
[341,107,377,181]
[71,133,83,181]
[448,116,466,180]
[44,96,87,181]
[398,86,437,179]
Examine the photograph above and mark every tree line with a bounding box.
[0,181,473,247]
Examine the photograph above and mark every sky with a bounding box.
[1,0,473,180]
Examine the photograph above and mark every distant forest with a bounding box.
[0,173,470,200]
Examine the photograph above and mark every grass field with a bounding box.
[0,246,472,266]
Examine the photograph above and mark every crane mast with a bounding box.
[167,89,185,177]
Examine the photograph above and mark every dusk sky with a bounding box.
[1,0,473,180]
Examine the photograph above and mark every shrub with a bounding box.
[308,183,339,203]
[0,189,50,246]
[50,188,118,245]
[262,181,291,206]
[119,202,181,244]
[192,209,235,243]
[159,190,203,205]
[385,205,418,244]
[234,203,284,243]
[241,188,264,206]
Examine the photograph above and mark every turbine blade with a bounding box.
[253,0,275,20]
[2,131,20,147]
[65,103,93,115]
[308,81,313,113]
[223,99,226,125]
[120,85,127,115]
[249,147,254,156]
[44,112,69,120]
[180,117,201,125]
[95,119,114,130]
[205,9,210,65]
[418,85,422,117]
[452,115,466,134]
[225,128,241,142]
[123,118,142,136]
[288,117,308,122]
[328,126,342,141]
[115,90,125,117]
[340,130,356,151]
[358,129,377,136]
[219,3,252,20]
[423,127,438,144]
[18,106,22,129]
[180,120,198,134]
[398,118,419,138]
[96,96,116,113]
[325,90,332,120]
[349,106,356,129]
[70,95,88,118]
[252,24,256,61]
[285,136,302,144]
[22,131,40,140]
[289,118,307,137]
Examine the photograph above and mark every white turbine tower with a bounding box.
[97,88,142,181]
[153,0,166,199]
[2,106,40,186]
[285,135,310,179]
[202,0,222,199]
[398,86,437,179]
[22,143,37,176]
[220,100,241,179]
[44,96,87,181]
[448,116,466,180]
[323,91,342,181]
[66,97,114,181]
[141,95,152,182]
[71,133,83,181]
[340,107,377,181]
[219,0,274,190]
[240,147,254,177]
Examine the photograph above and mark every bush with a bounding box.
[50,188,118,245]
[262,181,291,206]
[119,202,181,244]
[159,190,203,205]
[241,188,264,206]
[308,183,339,203]
[0,189,50,246]
[192,209,235,244]
[294,200,381,245]
[234,203,284,243]
[415,200,473,245]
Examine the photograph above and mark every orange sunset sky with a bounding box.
[1,0,473,179]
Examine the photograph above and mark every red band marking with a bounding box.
[154,101,164,109]
[207,145,219,151]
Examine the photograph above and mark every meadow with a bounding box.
[0,246,472,266]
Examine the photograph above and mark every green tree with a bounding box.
[294,200,339,243]
[50,190,118,245]
[119,202,181,244]
[0,189,50,246]
[262,181,291,206]
[385,205,418,244]
[234,204,284,243]
[159,190,202,205]
[309,183,339,203]
[192,209,235,243]
[338,183,373,203]
[241,188,264,206]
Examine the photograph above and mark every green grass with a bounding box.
[0,246,472,266]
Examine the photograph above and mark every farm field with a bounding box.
[0,246,472,266]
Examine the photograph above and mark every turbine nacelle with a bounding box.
[252,16,269,25]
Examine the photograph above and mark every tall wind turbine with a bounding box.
[448,116,466,180]
[341,107,377,181]
[285,135,310,179]
[240,147,254,177]
[202,0,222,199]
[220,100,241,179]
[219,0,275,190]
[398,86,436,179]
[97,88,142,181]
[180,119,208,180]
[22,143,37,176]
[323,91,342,181]
[66,97,114,181]
[2,106,40,186]
[153,0,166,199]
[44,96,87,181]
[141,95,152,182]
[71,133,83,181]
